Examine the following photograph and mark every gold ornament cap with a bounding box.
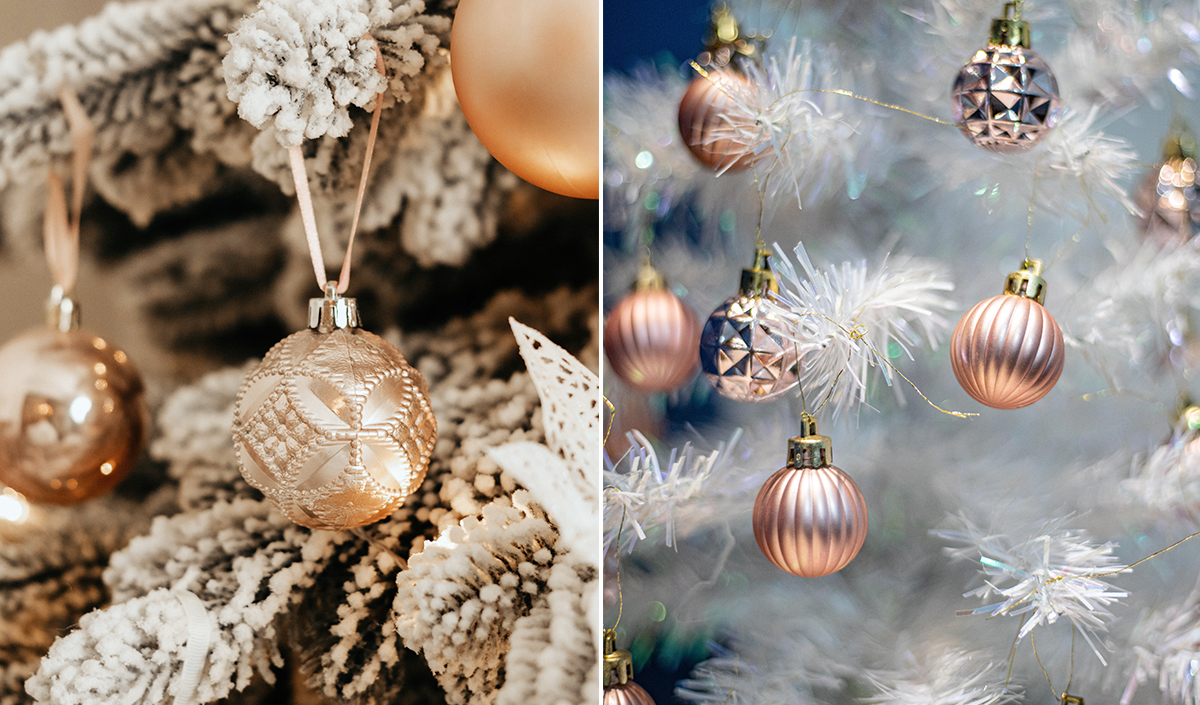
[1061,695,1084,705]
[787,412,832,469]
[309,282,361,332]
[1003,258,1047,305]
[45,285,80,332]
[697,3,762,68]
[989,1,1031,48]
[634,258,667,292]
[603,629,634,686]
[739,248,779,297]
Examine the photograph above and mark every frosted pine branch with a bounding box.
[1124,572,1200,705]
[866,650,1018,705]
[937,515,1129,664]
[762,242,955,418]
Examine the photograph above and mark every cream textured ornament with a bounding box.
[752,413,868,577]
[950,259,1064,409]
[950,2,1060,153]
[233,285,436,530]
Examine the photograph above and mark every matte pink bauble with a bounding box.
[752,414,867,577]
[450,0,599,199]
[603,271,700,393]
[678,69,762,172]
[604,682,656,705]
[951,261,1064,410]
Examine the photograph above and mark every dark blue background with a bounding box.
[603,0,710,74]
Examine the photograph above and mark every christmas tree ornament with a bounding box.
[233,58,437,531]
[678,6,764,172]
[603,630,656,705]
[951,1,1060,153]
[0,289,148,504]
[233,284,437,530]
[699,249,800,402]
[450,0,599,199]
[603,260,700,392]
[752,413,868,577]
[1136,124,1199,245]
[0,87,148,505]
[950,259,1064,409]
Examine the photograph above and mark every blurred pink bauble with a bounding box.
[604,681,656,705]
[604,287,700,392]
[678,69,762,172]
[753,462,868,577]
[951,293,1064,410]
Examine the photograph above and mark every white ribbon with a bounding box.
[173,590,212,705]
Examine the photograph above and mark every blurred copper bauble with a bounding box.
[604,264,700,392]
[1136,128,1199,245]
[0,296,147,504]
[450,0,599,199]
[951,260,1064,410]
[233,286,437,530]
[678,68,762,172]
[605,682,656,705]
[603,630,656,705]
[699,250,799,402]
[752,413,867,577]
[951,9,1059,153]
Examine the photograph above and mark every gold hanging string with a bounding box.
[1030,633,1056,697]
[1065,627,1075,697]
[785,310,977,418]
[602,488,630,631]
[1025,154,1043,264]
[603,396,617,447]
[1004,613,1030,690]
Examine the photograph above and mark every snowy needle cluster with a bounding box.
[762,242,956,418]
[1124,572,1200,705]
[938,515,1129,663]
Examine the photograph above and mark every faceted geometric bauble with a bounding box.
[951,294,1064,409]
[604,288,700,392]
[0,327,147,504]
[699,294,800,402]
[233,327,437,530]
[678,69,763,172]
[604,681,657,705]
[753,463,869,577]
[1136,157,1199,245]
[450,0,599,198]
[951,45,1060,153]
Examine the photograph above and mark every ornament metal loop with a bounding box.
[309,282,360,332]
[1003,258,1047,305]
[989,1,1030,48]
[1061,694,1084,705]
[739,248,779,297]
[787,412,833,468]
[45,285,80,332]
[602,629,634,686]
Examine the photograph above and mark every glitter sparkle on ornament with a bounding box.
[233,286,436,531]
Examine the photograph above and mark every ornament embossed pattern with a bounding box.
[233,325,436,531]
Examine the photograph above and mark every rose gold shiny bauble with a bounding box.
[450,0,599,199]
[950,294,1064,410]
[0,327,147,504]
[233,326,437,531]
[753,463,869,577]
[678,70,762,172]
[604,288,700,392]
[604,681,656,705]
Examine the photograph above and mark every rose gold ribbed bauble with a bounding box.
[0,327,147,504]
[950,294,1064,410]
[604,288,700,392]
[450,0,599,198]
[604,681,656,705]
[753,463,869,577]
[678,69,761,172]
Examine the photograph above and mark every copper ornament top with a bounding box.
[633,259,666,292]
[786,412,833,469]
[603,629,634,686]
[989,1,1031,48]
[1003,258,1047,305]
[45,285,80,333]
[739,248,779,297]
[697,3,762,69]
